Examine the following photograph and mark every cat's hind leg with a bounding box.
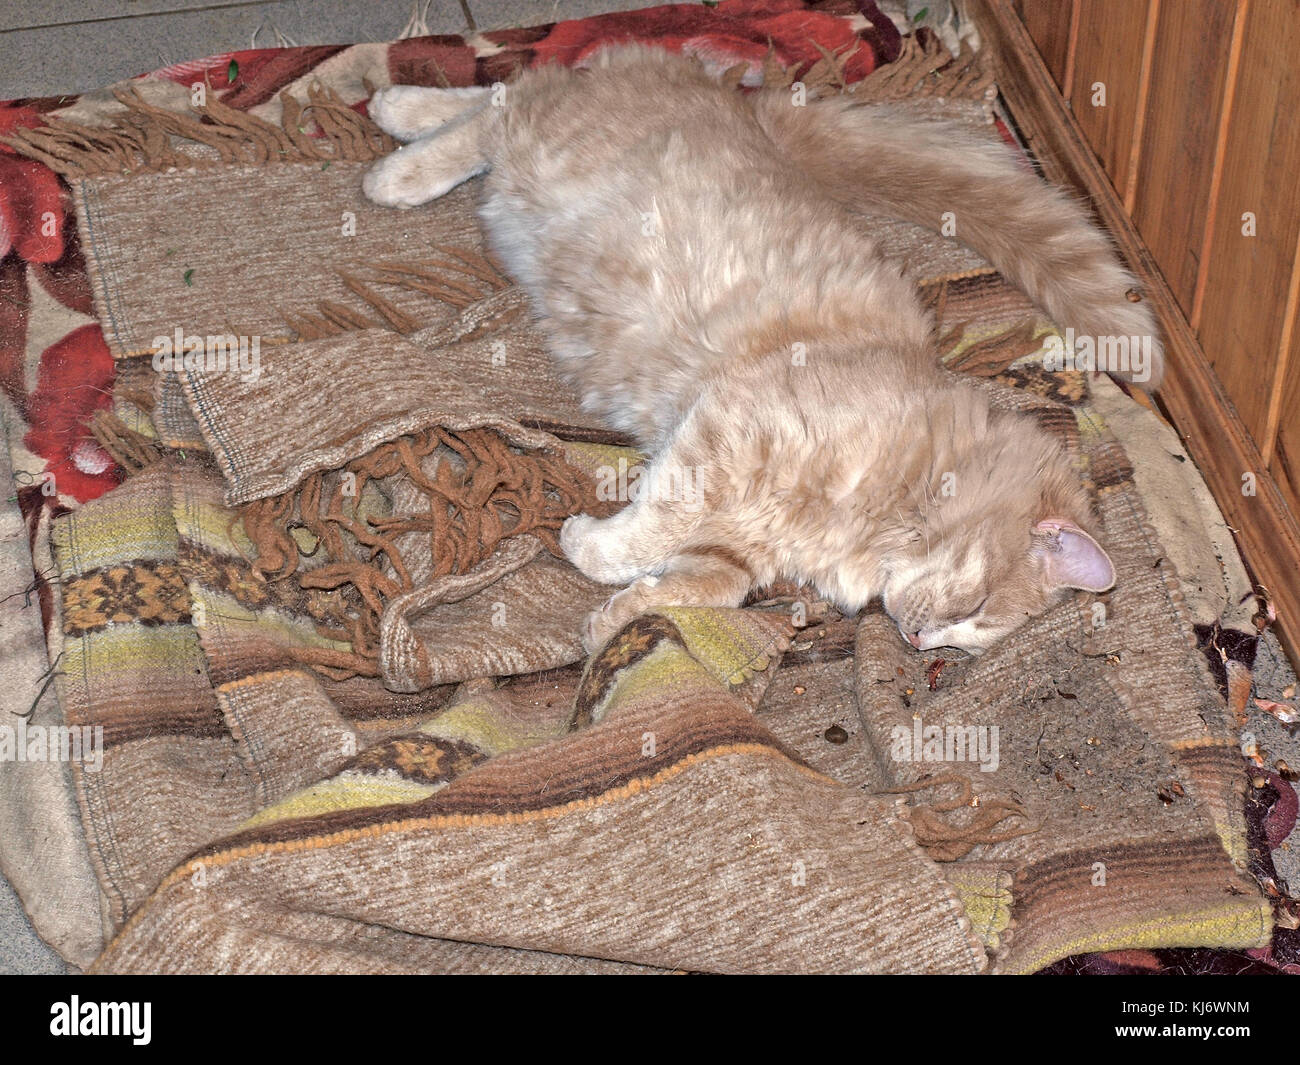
[362,109,491,208]
[368,85,490,141]
[559,417,755,650]
[561,481,755,652]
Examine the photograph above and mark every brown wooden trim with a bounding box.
[969,0,1300,664]
[1062,0,1081,103]
[1122,0,1161,215]
[1263,227,1300,466]
[1190,0,1249,330]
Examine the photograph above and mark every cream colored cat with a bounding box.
[363,45,1161,655]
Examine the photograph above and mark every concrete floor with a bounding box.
[0,0,643,975]
[0,0,645,100]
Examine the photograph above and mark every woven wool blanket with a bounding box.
[0,1,1284,972]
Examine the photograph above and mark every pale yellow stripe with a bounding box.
[1007,898,1273,974]
[58,512,179,573]
[239,774,439,830]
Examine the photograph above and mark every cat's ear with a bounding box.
[1033,519,1116,592]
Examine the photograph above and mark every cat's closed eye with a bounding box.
[933,595,988,629]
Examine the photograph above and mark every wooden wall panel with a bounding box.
[1275,361,1300,524]
[1067,0,1152,198]
[1129,0,1236,316]
[1268,260,1300,523]
[1196,0,1300,445]
[1014,0,1075,89]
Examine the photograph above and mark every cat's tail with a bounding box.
[756,95,1164,390]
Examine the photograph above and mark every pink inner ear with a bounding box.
[1035,520,1117,592]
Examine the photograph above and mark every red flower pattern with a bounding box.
[22,324,119,502]
[0,103,65,263]
[524,0,883,81]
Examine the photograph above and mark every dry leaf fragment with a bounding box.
[926,658,947,691]
[1255,698,1299,725]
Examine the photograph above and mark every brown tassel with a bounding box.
[1,81,396,178]
[89,409,161,474]
[884,772,1036,861]
[239,427,617,682]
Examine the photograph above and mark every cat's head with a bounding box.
[877,417,1115,655]
[881,516,1114,653]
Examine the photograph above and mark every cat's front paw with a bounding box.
[560,513,642,585]
[580,578,658,653]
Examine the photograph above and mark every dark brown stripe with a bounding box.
[63,675,226,749]
[322,675,456,722]
[192,699,809,857]
[519,418,638,447]
[61,560,192,637]
[1014,835,1235,909]
[1089,443,1137,489]
[1171,743,1241,768]
[573,613,684,727]
[97,715,230,747]
[178,537,309,617]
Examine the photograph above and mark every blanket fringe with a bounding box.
[90,409,162,473]
[239,425,615,681]
[851,37,994,103]
[885,772,1037,861]
[0,83,397,178]
[748,35,993,105]
[282,246,511,341]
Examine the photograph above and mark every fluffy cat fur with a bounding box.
[363,46,1161,654]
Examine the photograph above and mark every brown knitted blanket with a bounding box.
[4,34,1272,972]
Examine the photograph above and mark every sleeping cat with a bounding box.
[361,45,1162,655]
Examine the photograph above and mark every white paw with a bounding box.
[362,147,437,209]
[560,513,598,568]
[369,85,490,141]
[581,605,614,654]
[362,132,489,209]
[368,86,433,141]
[580,580,655,653]
[560,513,644,585]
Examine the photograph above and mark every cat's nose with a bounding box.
[905,632,922,648]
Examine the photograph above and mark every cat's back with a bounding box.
[485,46,882,320]
[479,46,912,445]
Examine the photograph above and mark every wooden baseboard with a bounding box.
[968,0,1300,666]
